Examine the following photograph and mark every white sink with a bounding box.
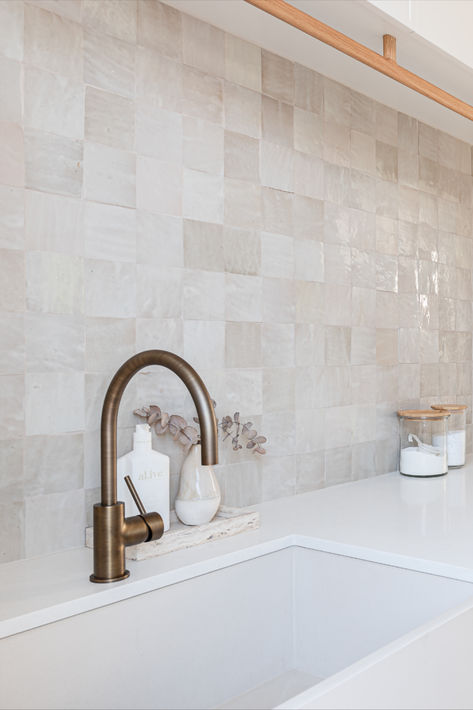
[2,546,473,709]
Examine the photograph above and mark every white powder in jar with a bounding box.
[400,447,447,476]
[432,430,466,467]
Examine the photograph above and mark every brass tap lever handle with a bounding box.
[124,475,147,516]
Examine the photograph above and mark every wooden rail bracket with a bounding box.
[383,34,396,62]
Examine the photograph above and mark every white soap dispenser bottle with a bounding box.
[117,424,170,531]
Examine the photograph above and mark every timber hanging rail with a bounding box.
[244,0,473,122]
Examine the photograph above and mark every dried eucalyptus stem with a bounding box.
[134,402,267,455]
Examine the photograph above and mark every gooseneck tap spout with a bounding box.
[90,350,218,583]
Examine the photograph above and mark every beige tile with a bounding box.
[351,91,375,135]
[24,4,82,79]
[351,248,375,287]
[0,315,24,375]
[324,406,353,449]
[324,163,350,205]
[25,313,84,372]
[25,67,84,139]
[26,252,82,315]
[224,226,260,276]
[376,328,398,366]
[295,408,324,454]
[137,212,183,268]
[294,107,322,156]
[0,501,24,562]
[136,264,181,319]
[350,130,375,174]
[294,152,323,199]
[24,489,85,556]
[296,451,324,494]
[324,284,351,326]
[294,240,324,282]
[84,142,135,207]
[0,185,24,249]
[376,254,398,293]
[262,187,293,236]
[224,82,261,138]
[324,78,351,126]
[351,327,376,365]
[323,366,351,407]
[225,34,261,92]
[375,104,398,146]
[350,170,376,213]
[24,433,83,496]
[261,233,294,279]
[0,57,21,122]
[136,156,180,216]
[182,13,224,77]
[85,259,135,318]
[0,122,24,187]
[262,455,295,500]
[136,102,180,162]
[352,286,376,327]
[224,131,259,182]
[266,277,296,323]
[225,322,261,368]
[224,368,262,417]
[261,142,294,192]
[0,249,24,312]
[325,326,351,366]
[0,374,24,440]
[261,323,294,368]
[182,65,223,124]
[295,281,323,324]
[183,270,225,321]
[294,63,322,114]
[83,0,137,43]
[137,0,181,59]
[294,195,324,241]
[262,50,293,103]
[325,243,351,285]
[295,323,323,367]
[323,121,350,166]
[263,367,294,413]
[184,220,223,272]
[0,438,24,502]
[84,202,136,262]
[86,317,135,373]
[85,87,134,150]
[25,190,83,255]
[262,95,293,147]
[183,320,225,371]
[85,29,135,99]
[226,274,263,323]
[224,178,261,230]
[0,1,24,61]
[25,371,84,435]
[183,169,223,224]
[25,130,81,196]
[183,116,222,174]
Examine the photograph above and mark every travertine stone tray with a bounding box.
[85,506,260,561]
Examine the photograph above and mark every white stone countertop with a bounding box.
[2,463,473,640]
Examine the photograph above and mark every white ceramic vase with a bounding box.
[175,444,221,526]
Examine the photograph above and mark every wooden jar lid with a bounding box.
[398,409,450,420]
[431,404,468,412]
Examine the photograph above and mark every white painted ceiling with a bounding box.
[164,0,473,143]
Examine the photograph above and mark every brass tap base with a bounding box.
[90,571,130,584]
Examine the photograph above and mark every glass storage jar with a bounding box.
[431,404,467,468]
[397,409,450,478]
